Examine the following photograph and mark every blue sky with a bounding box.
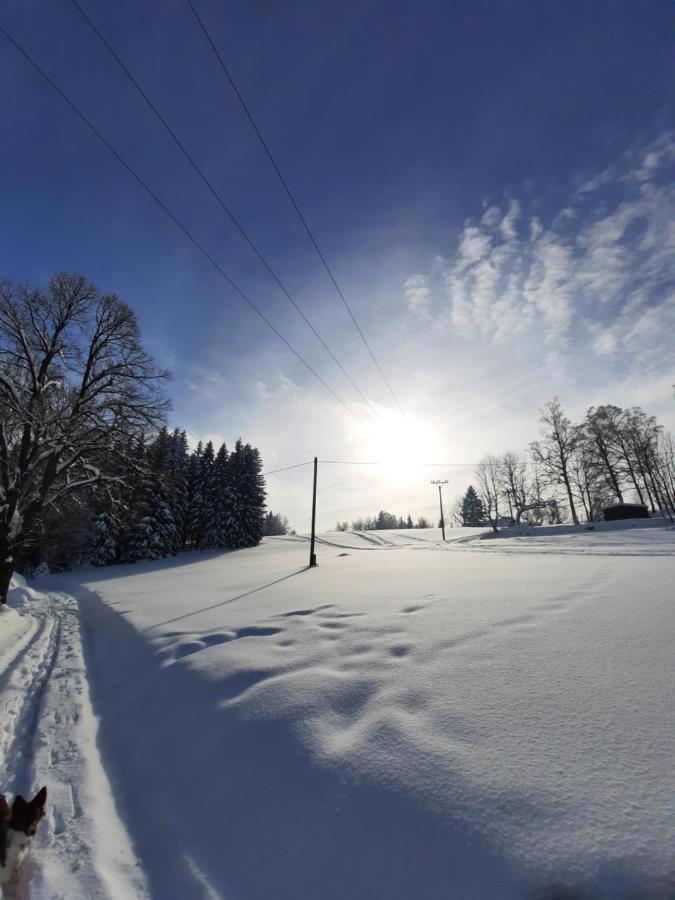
[1,1,674,528]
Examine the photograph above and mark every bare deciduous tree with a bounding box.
[498,451,529,524]
[0,273,169,602]
[529,398,581,525]
[568,444,609,522]
[582,406,625,502]
[475,454,501,532]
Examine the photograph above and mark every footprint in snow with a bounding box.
[202,632,234,647]
[389,644,412,658]
[234,626,281,639]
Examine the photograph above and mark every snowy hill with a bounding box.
[2,523,674,898]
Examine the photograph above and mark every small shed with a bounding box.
[603,503,649,521]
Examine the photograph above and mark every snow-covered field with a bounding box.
[2,522,674,899]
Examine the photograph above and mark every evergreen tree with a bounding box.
[89,512,120,566]
[124,516,164,562]
[126,483,178,559]
[185,442,204,548]
[145,426,185,552]
[166,429,190,550]
[206,443,229,548]
[263,512,289,536]
[155,492,180,553]
[406,514,414,529]
[122,444,179,563]
[375,510,398,529]
[461,485,486,526]
[225,440,266,548]
[197,442,216,548]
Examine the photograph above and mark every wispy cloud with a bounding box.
[182,365,228,399]
[417,132,675,368]
[404,274,432,317]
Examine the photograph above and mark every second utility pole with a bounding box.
[309,457,318,566]
[432,479,448,541]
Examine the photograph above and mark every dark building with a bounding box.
[603,503,649,521]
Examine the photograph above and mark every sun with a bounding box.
[361,413,442,484]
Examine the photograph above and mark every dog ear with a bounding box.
[33,787,47,809]
[12,795,27,812]
[0,795,10,820]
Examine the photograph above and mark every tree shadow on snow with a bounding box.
[67,546,264,584]
[142,566,310,632]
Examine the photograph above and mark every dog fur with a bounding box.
[0,788,47,891]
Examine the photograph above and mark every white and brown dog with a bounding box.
[0,788,47,892]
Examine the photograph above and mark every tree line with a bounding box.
[455,398,675,531]
[335,512,432,531]
[88,429,267,567]
[0,273,271,603]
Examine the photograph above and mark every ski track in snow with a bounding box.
[0,588,147,900]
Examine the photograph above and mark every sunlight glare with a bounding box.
[361,413,442,484]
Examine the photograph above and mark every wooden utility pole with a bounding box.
[309,456,318,566]
[432,479,448,541]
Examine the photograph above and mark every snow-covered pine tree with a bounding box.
[123,515,165,562]
[121,444,179,562]
[112,434,148,527]
[184,442,204,548]
[123,486,178,563]
[195,441,216,548]
[89,512,120,566]
[167,429,190,550]
[207,443,230,548]
[224,440,266,548]
[154,492,180,554]
[144,427,189,553]
[240,443,266,546]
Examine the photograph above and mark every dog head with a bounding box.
[10,788,47,837]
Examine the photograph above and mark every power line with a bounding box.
[320,460,543,468]
[0,21,363,425]
[263,461,313,476]
[319,460,480,467]
[184,0,406,419]
[264,459,549,474]
[68,0,379,421]
[262,459,495,471]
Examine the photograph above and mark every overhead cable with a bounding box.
[69,0,380,420]
[184,0,406,418]
[0,22,363,424]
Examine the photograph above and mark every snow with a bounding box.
[2,523,674,898]
[0,581,147,899]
